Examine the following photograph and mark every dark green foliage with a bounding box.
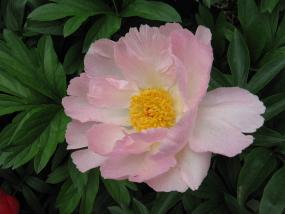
[0,0,285,213]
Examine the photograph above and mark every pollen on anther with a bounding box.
[129,88,176,131]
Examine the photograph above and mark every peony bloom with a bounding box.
[0,188,19,214]
[62,23,265,192]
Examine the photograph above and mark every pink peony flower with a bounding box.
[62,23,265,192]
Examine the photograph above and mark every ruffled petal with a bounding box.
[147,147,211,192]
[170,26,213,107]
[112,128,168,155]
[178,147,211,190]
[114,25,175,88]
[190,87,265,157]
[101,153,176,182]
[87,123,124,155]
[146,166,188,192]
[87,77,137,108]
[71,149,106,172]
[154,107,197,158]
[66,120,94,150]
[84,39,123,78]
[62,72,130,125]
[67,73,89,96]
[195,25,212,45]
[159,23,183,36]
[62,96,129,125]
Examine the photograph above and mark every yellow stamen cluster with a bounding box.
[129,88,176,131]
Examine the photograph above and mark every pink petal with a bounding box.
[170,27,213,108]
[199,87,265,132]
[195,25,212,45]
[71,149,106,172]
[62,73,130,125]
[101,153,176,182]
[159,23,183,36]
[112,128,168,155]
[87,123,124,155]
[84,39,123,78]
[114,25,175,88]
[147,147,211,192]
[154,107,197,158]
[190,87,265,157]
[62,96,129,125]
[66,120,94,150]
[87,77,137,108]
[67,73,89,96]
[127,128,168,144]
[146,166,188,192]
[178,147,211,190]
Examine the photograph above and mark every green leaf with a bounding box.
[215,157,241,194]
[56,179,82,214]
[37,35,67,99]
[0,68,46,103]
[227,29,250,86]
[224,194,250,214]
[237,148,278,205]
[26,0,44,8]
[28,0,110,21]
[24,20,64,36]
[68,159,88,192]
[47,164,69,184]
[247,56,285,93]
[51,143,68,170]
[263,92,285,120]
[0,106,67,170]
[259,46,285,66]
[275,15,285,47]
[209,67,233,89]
[260,0,279,13]
[28,3,75,21]
[0,31,66,101]
[33,110,69,173]
[79,169,100,214]
[254,127,285,147]
[63,42,83,74]
[191,200,223,214]
[103,179,132,206]
[151,192,181,214]
[22,185,45,213]
[133,199,149,214]
[212,12,234,56]
[4,0,27,31]
[0,94,30,116]
[3,29,37,66]
[108,206,133,214]
[195,4,214,29]
[260,167,285,214]
[182,190,200,213]
[24,176,52,193]
[191,171,227,199]
[63,15,88,37]
[238,0,259,35]
[121,0,181,22]
[257,48,285,93]
[93,191,114,213]
[238,0,272,61]
[83,15,121,52]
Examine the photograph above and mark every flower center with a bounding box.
[129,88,176,131]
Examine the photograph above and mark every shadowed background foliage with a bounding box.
[0,0,285,213]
